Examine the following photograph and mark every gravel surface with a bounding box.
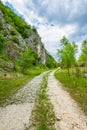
[11,72,47,104]
[47,71,87,130]
[1,70,86,130]
[0,72,47,130]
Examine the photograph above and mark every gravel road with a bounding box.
[0,70,87,130]
[0,72,47,130]
[47,71,87,130]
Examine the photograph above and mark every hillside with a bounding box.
[0,1,56,72]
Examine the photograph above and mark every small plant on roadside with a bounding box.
[75,67,81,78]
[31,74,56,130]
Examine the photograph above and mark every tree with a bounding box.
[57,36,77,75]
[60,36,69,46]
[79,40,87,65]
[0,34,5,52]
[45,54,57,68]
[18,48,38,73]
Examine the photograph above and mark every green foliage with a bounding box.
[4,30,9,36]
[11,36,20,44]
[79,40,87,65]
[0,68,47,106]
[0,54,9,61]
[58,36,77,75]
[18,48,39,73]
[0,34,5,52]
[32,26,37,33]
[55,69,87,114]
[0,74,33,106]
[22,30,29,38]
[31,74,56,130]
[0,1,57,70]
[26,68,46,75]
[10,29,17,35]
[60,36,69,46]
[0,21,3,30]
[46,54,57,68]
[0,2,30,38]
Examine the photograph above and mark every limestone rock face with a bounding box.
[0,1,56,70]
[24,32,47,64]
[0,8,48,65]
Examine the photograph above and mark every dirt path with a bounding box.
[47,71,87,130]
[0,71,87,130]
[0,72,47,130]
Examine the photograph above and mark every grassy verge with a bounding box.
[0,68,47,106]
[54,69,87,114]
[30,73,56,130]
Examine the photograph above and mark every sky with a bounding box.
[1,0,87,59]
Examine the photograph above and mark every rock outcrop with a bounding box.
[0,1,56,71]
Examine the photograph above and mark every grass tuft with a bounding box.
[30,74,56,130]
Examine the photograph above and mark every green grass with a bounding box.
[54,68,87,114]
[0,68,47,106]
[30,73,56,130]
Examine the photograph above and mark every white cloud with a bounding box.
[37,24,77,56]
[1,0,87,59]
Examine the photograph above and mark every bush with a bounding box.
[0,2,30,39]
[0,21,3,30]
[11,36,20,45]
[10,29,17,35]
[4,30,9,36]
[32,26,37,33]
[18,48,39,73]
[0,54,9,61]
[0,34,5,52]
[46,54,57,68]
[22,30,29,39]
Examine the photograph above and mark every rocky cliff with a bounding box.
[0,1,56,71]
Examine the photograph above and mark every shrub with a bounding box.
[10,29,17,35]
[0,21,3,30]
[0,2,30,39]
[18,48,39,73]
[4,30,9,36]
[11,36,20,45]
[22,30,29,38]
[0,54,9,61]
[32,26,37,33]
[0,34,5,52]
